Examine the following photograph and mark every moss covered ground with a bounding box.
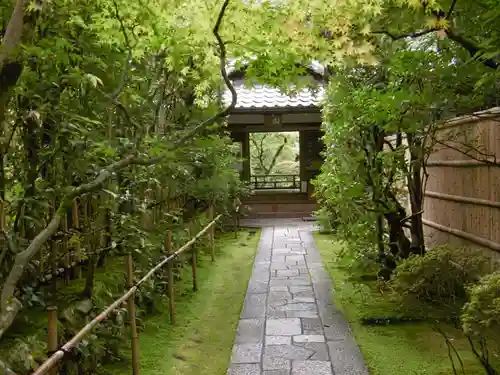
[107,229,260,375]
[314,233,489,375]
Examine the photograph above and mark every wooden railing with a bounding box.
[250,174,300,190]
[32,211,221,375]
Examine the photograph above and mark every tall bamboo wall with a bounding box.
[422,107,500,256]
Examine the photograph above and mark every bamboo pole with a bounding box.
[165,231,175,325]
[0,198,4,231]
[209,205,215,262]
[72,199,81,279]
[47,307,58,375]
[50,238,57,303]
[19,204,25,238]
[62,214,70,284]
[126,252,140,375]
[83,196,90,262]
[0,199,4,265]
[189,224,198,292]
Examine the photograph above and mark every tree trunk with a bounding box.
[21,111,40,240]
[406,132,425,255]
[82,255,97,298]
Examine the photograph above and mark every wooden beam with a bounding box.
[425,190,500,209]
[228,123,321,133]
[423,219,500,252]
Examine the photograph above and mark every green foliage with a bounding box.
[250,132,299,176]
[4,335,44,373]
[462,271,500,338]
[315,40,499,277]
[313,207,336,234]
[391,247,493,319]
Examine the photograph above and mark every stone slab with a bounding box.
[290,297,315,303]
[264,345,314,360]
[236,319,265,344]
[263,356,290,370]
[286,312,319,319]
[228,364,261,375]
[295,342,330,360]
[293,335,325,343]
[266,336,292,345]
[266,318,302,336]
[231,343,263,364]
[242,293,267,318]
[291,360,333,375]
[277,269,300,277]
[327,339,369,375]
[301,317,324,334]
[248,280,270,294]
[264,370,290,375]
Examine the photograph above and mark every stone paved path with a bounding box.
[227,220,369,375]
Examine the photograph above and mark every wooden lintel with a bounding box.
[228,123,321,133]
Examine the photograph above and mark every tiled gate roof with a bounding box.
[224,80,325,110]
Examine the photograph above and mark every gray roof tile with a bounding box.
[224,81,325,110]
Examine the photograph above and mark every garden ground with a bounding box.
[107,229,260,375]
[314,233,490,375]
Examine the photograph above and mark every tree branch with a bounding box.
[265,137,287,175]
[374,0,499,71]
[446,0,458,19]
[172,0,236,147]
[110,0,134,100]
[0,0,26,69]
[433,136,500,167]
[372,28,439,41]
[383,139,396,152]
[445,29,499,69]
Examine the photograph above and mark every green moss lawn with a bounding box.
[108,229,260,375]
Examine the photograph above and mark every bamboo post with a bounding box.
[62,213,70,284]
[50,199,58,289]
[47,306,58,375]
[19,204,25,238]
[0,199,4,231]
[189,224,198,292]
[165,231,176,325]
[83,196,90,263]
[50,238,58,301]
[209,205,215,262]
[72,199,81,279]
[0,199,4,263]
[126,253,140,375]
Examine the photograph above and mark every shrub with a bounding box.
[391,246,492,320]
[462,271,500,338]
[313,207,337,234]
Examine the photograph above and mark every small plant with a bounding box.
[313,207,337,234]
[460,272,500,375]
[391,246,492,320]
[462,271,500,338]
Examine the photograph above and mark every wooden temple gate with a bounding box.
[225,71,325,218]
